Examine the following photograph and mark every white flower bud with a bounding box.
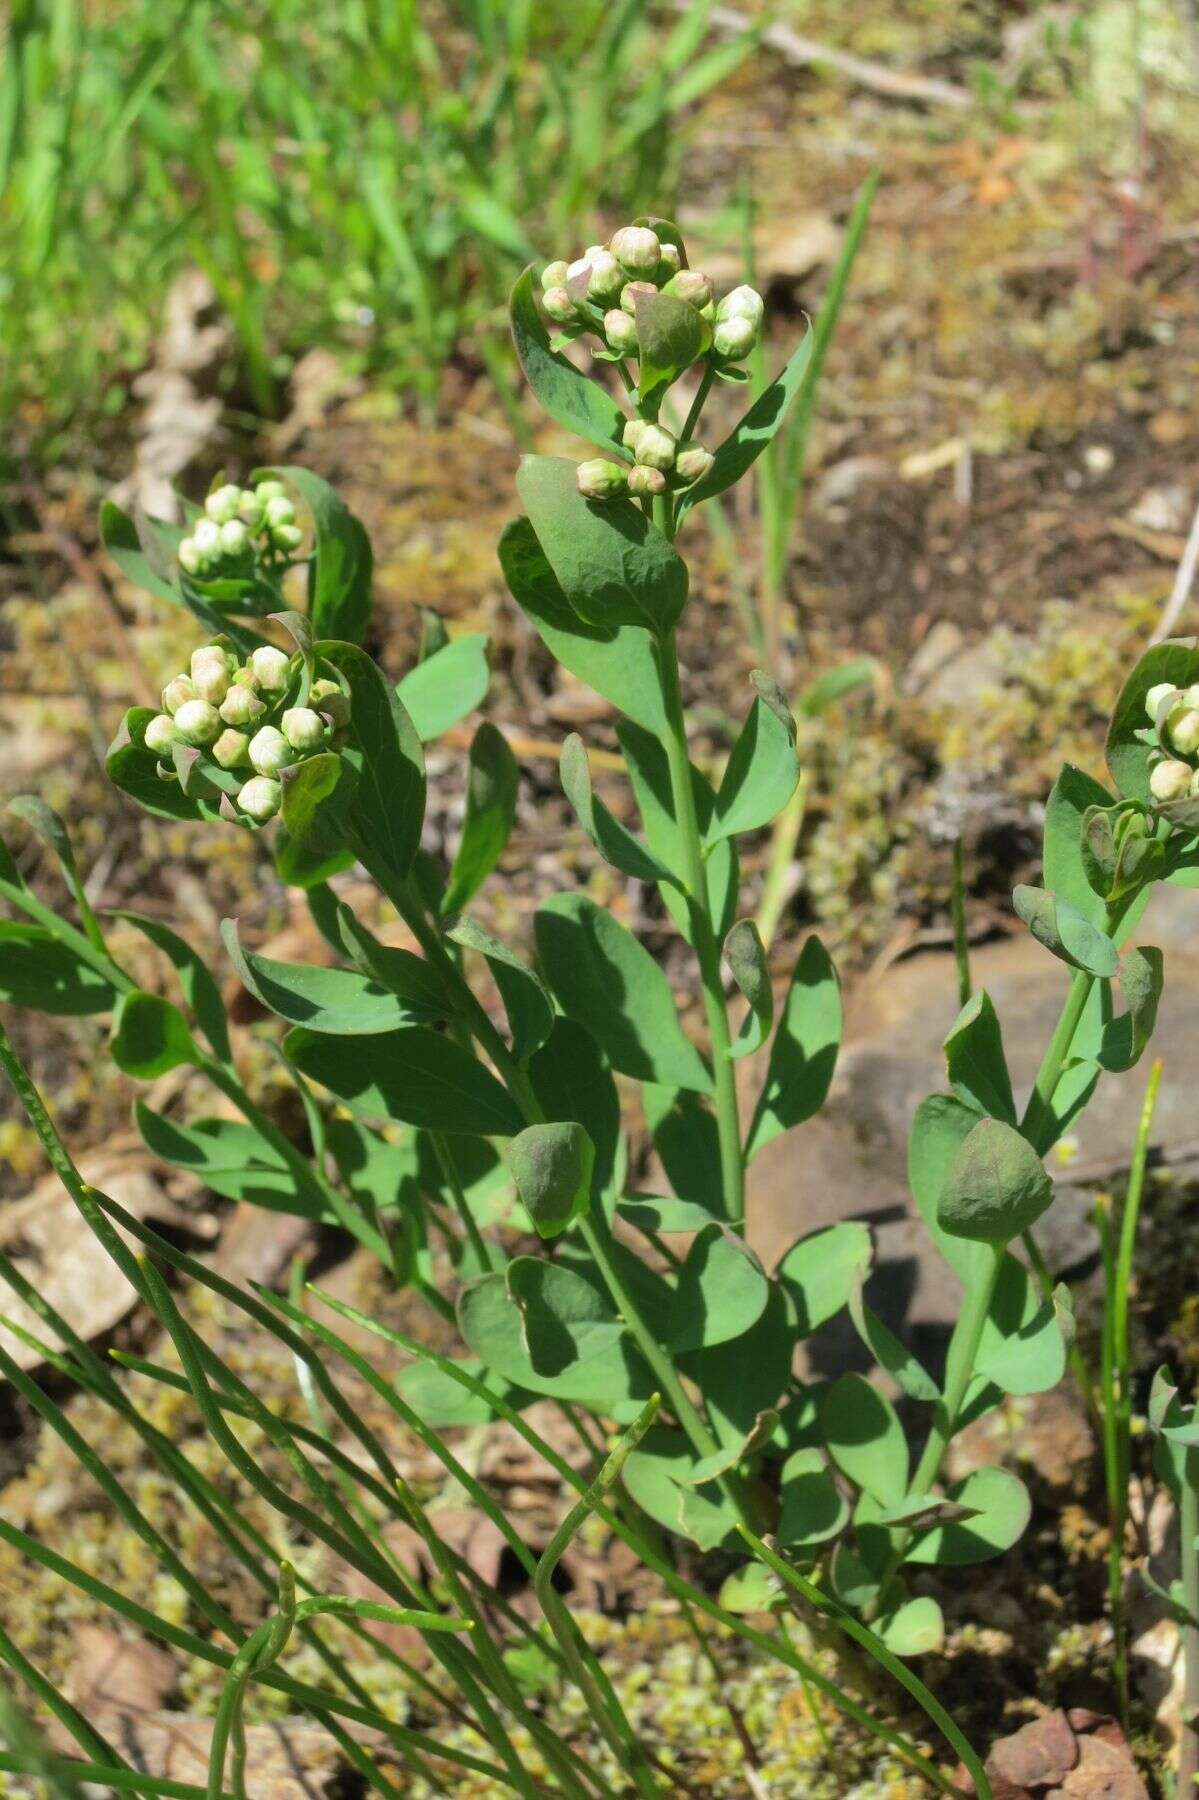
[162,675,196,715]
[178,537,203,575]
[587,251,624,302]
[255,479,286,504]
[604,309,639,357]
[1150,759,1193,802]
[633,424,676,471]
[566,256,592,284]
[675,443,714,484]
[541,285,577,324]
[212,728,251,770]
[271,523,304,553]
[628,465,667,498]
[577,460,630,501]
[656,242,682,280]
[174,699,222,746]
[250,646,291,691]
[219,683,266,727]
[541,260,570,290]
[219,519,250,555]
[1182,685,1199,710]
[620,280,658,317]
[610,226,661,277]
[1145,682,1177,719]
[264,495,295,529]
[713,314,757,361]
[717,283,765,329]
[237,776,282,822]
[1169,708,1199,755]
[281,706,326,752]
[622,418,649,452]
[144,714,178,756]
[237,488,265,527]
[192,519,222,559]
[248,725,294,776]
[311,679,351,728]
[663,269,713,310]
[205,484,242,524]
[1191,769,1199,797]
[191,644,232,679]
[232,664,260,691]
[191,645,233,704]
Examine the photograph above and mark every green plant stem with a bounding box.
[1181,1451,1199,1796]
[655,625,745,1225]
[951,836,972,1006]
[679,363,714,447]
[431,1129,493,1271]
[1019,963,1096,1155]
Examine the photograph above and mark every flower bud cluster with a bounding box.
[1146,681,1199,802]
[576,422,715,504]
[540,225,764,373]
[177,479,304,579]
[144,642,351,824]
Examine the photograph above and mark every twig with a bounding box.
[696,3,971,109]
[1151,487,1199,642]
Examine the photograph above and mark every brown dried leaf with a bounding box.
[988,1710,1078,1790]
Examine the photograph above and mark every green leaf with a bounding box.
[279,751,343,843]
[708,680,800,844]
[274,823,356,891]
[99,499,182,606]
[6,795,78,882]
[0,921,118,1015]
[507,1259,622,1375]
[258,466,371,644]
[776,1221,871,1335]
[622,1427,740,1550]
[798,658,876,717]
[222,919,438,1034]
[396,634,489,742]
[458,1271,652,1415]
[1044,764,1117,924]
[719,1562,781,1614]
[675,331,816,522]
[943,990,1016,1123]
[682,1284,797,1448]
[847,1268,939,1402]
[908,1094,988,1281]
[820,1373,908,1506]
[517,456,688,636]
[509,267,631,458]
[395,1356,529,1430]
[1012,885,1119,977]
[617,720,739,941]
[666,1224,769,1352]
[905,1467,1031,1566]
[535,893,712,1092]
[318,643,425,882]
[112,910,231,1062]
[336,908,452,1018]
[448,917,554,1063]
[1097,946,1163,1072]
[107,708,206,823]
[724,919,773,1058]
[110,990,201,1079]
[937,1117,1053,1244]
[634,287,709,404]
[643,1085,724,1216]
[618,1194,722,1234]
[529,1019,624,1210]
[560,734,678,886]
[285,1025,523,1136]
[498,517,667,733]
[508,1122,594,1239]
[746,934,840,1157]
[975,1254,1066,1396]
[1106,640,1199,802]
[776,1447,849,1549]
[876,1597,944,1657]
[442,722,519,915]
[134,1104,320,1217]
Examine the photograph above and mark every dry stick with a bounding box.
[1152,487,1199,642]
[691,1,971,107]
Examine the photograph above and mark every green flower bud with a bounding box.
[1182,685,1199,710]
[191,644,233,681]
[656,242,682,281]
[178,537,204,576]
[577,460,630,501]
[271,523,304,553]
[675,442,714,484]
[717,283,765,329]
[1150,759,1192,802]
[1192,770,1199,797]
[541,259,570,290]
[264,495,296,530]
[237,776,282,822]
[162,675,196,715]
[622,418,649,453]
[713,314,757,361]
[232,665,260,691]
[212,728,251,770]
[144,714,178,756]
[542,285,577,324]
[628,465,667,498]
[192,519,222,561]
[633,424,676,471]
[250,646,291,691]
[587,250,624,302]
[281,706,326,752]
[174,699,222,746]
[620,279,657,317]
[604,309,639,357]
[663,269,713,310]
[248,725,294,776]
[311,679,351,728]
[610,225,661,277]
[1170,708,1199,755]
[219,519,250,555]
[219,683,266,727]
[237,488,265,528]
[205,483,242,524]
[255,479,286,504]
[191,645,233,705]
[1145,682,1177,719]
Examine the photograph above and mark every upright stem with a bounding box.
[1019,965,1095,1154]
[1181,1452,1199,1795]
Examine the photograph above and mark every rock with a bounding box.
[52,1711,368,1798]
[1047,1733,1149,1797]
[1128,482,1190,535]
[66,1627,178,1718]
[988,1709,1078,1789]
